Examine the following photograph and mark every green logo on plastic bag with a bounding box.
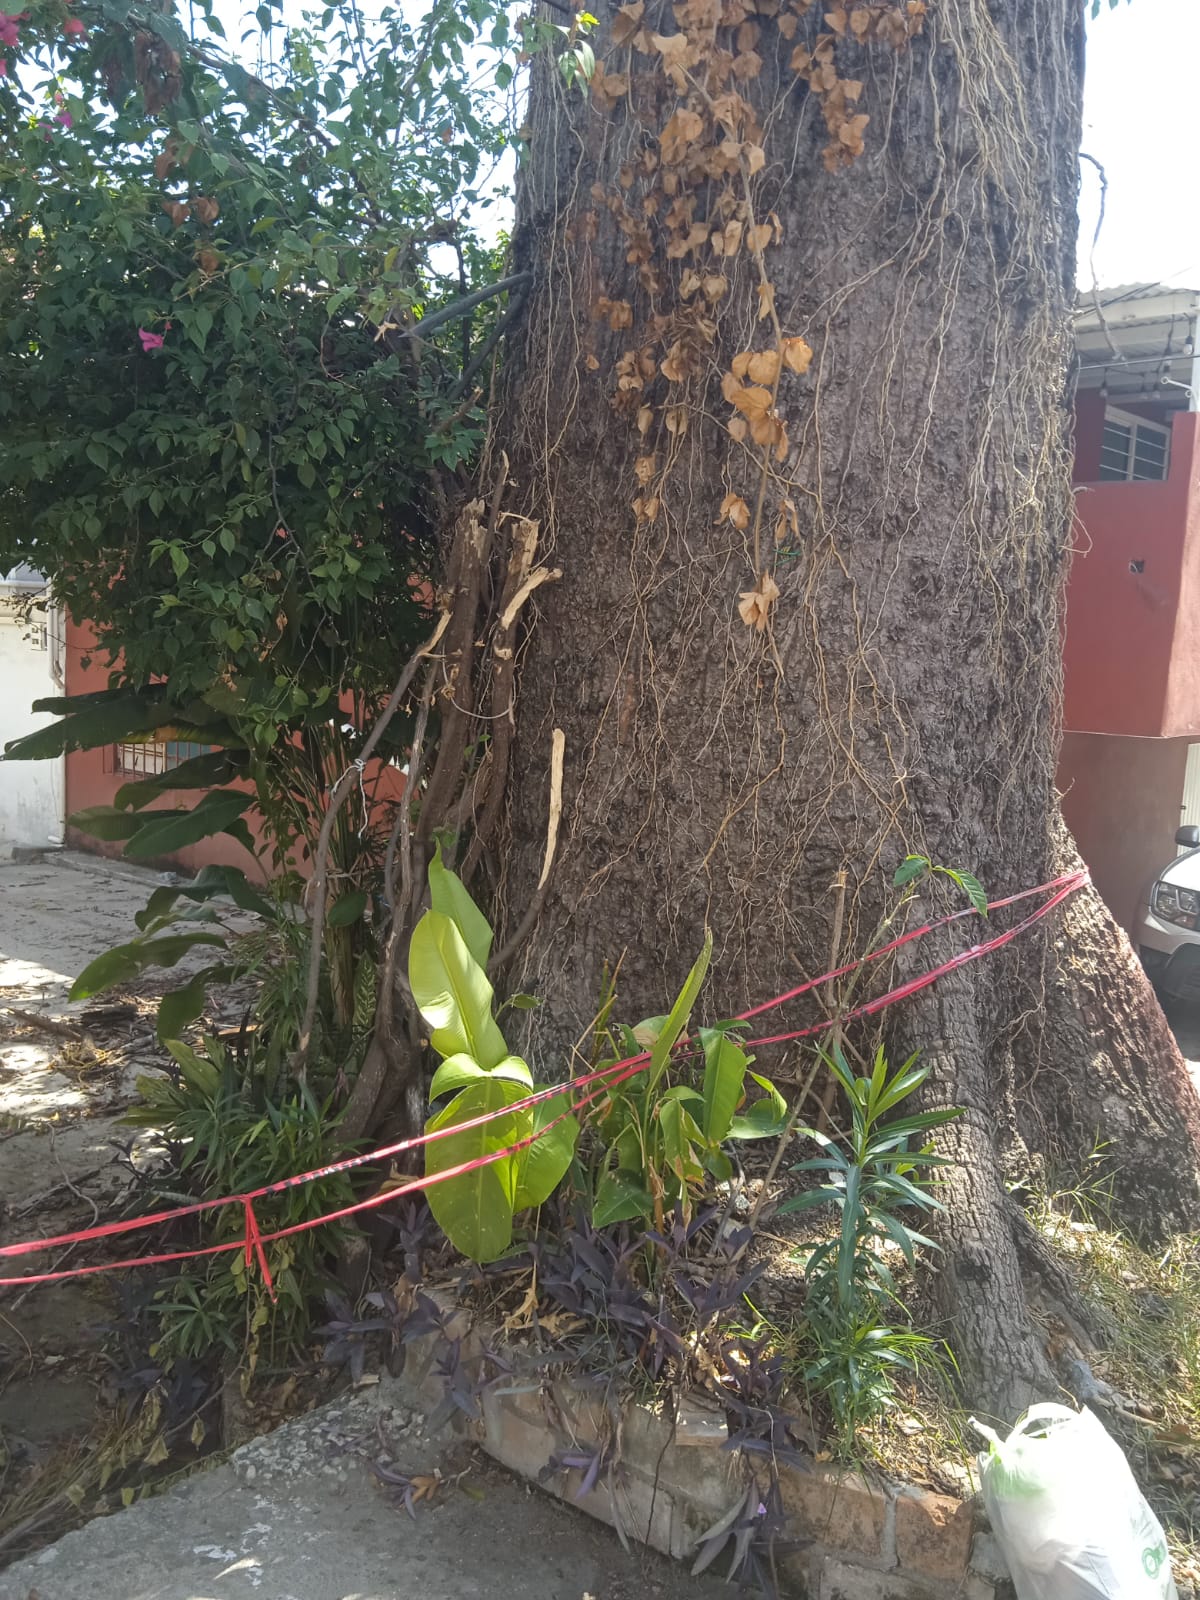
[1143,1542,1166,1579]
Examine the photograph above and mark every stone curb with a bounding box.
[397,1291,1010,1599]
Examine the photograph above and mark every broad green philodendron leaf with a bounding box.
[428,841,493,970]
[512,1089,578,1211]
[408,909,509,1068]
[424,1077,527,1263]
[429,1052,533,1102]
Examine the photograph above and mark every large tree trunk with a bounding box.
[489,0,1200,1412]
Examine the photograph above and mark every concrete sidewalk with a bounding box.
[0,1378,726,1600]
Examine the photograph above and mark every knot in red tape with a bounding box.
[242,1198,276,1304]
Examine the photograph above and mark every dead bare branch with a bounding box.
[488,728,565,974]
[293,610,449,1080]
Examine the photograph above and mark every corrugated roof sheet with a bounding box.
[1077,282,1200,311]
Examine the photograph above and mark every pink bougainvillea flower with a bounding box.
[62,16,86,35]
[0,13,20,46]
[0,57,8,75]
[138,328,166,351]
[55,111,72,126]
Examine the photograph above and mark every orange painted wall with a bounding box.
[63,615,404,879]
[1059,731,1189,934]
[1064,406,1200,738]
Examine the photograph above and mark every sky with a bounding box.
[155,0,1196,289]
[453,3,1196,288]
[1080,0,1200,292]
[464,3,1200,289]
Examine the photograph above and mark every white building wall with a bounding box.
[0,588,64,852]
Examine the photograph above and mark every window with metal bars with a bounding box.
[1098,406,1171,483]
[113,740,210,776]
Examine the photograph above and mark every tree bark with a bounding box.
[1028,827,1200,1237]
[490,0,1200,1411]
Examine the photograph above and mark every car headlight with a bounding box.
[1153,881,1200,928]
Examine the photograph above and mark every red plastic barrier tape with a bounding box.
[0,869,1087,1290]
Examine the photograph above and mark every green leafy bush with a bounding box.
[127,1035,355,1373]
[583,934,788,1229]
[0,0,512,723]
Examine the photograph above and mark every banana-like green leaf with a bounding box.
[408,910,508,1068]
[429,1054,487,1102]
[114,750,244,810]
[68,805,145,842]
[122,789,256,860]
[5,692,170,760]
[70,931,227,1001]
[32,687,154,715]
[428,842,493,970]
[135,864,275,932]
[424,1078,526,1263]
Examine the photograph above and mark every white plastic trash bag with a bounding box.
[974,1404,1176,1600]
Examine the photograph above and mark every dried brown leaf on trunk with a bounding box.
[660,107,706,164]
[738,571,781,630]
[747,349,781,385]
[611,0,646,45]
[782,336,813,374]
[719,492,751,530]
[591,64,630,111]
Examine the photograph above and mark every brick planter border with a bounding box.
[398,1291,1006,1600]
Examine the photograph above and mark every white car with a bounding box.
[1137,826,1200,999]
